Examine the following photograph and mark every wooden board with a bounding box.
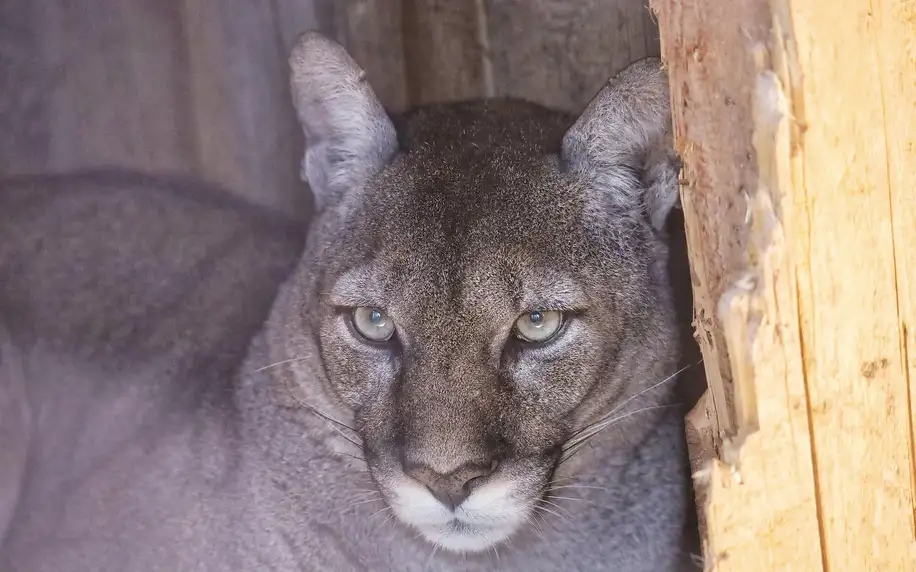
[485,0,660,112]
[0,0,195,177]
[401,0,493,105]
[655,0,916,568]
[180,0,311,214]
[331,0,409,113]
[2,0,664,212]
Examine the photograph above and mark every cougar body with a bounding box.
[0,33,696,571]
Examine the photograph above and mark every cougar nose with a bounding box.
[404,461,497,510]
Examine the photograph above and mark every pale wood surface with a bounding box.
[656,0,916,568]
[651,0,772,534]
[786,0,915,566]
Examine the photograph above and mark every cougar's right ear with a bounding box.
[561,58,678,233]
[289,31,398,212]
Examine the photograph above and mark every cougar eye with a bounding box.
[513,310,563,343]
[351,307,396,342]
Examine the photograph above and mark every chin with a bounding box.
[416,520,518,553]
[379,473,536,554]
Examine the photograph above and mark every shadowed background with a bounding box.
[0,0,660,216]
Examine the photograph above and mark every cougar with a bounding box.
[0,32,698,571]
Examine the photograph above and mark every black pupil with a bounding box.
[529,311,543,325]
[369,309,383,325]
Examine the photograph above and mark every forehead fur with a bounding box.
[342,100,648,266]
[314,98,656,332]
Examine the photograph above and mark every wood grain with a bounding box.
[180,0,308,214]
[335,0,409,112]
[651,0,771,452]
[878,0,916,526]
[784,0,915,566]
[0,0,195,176]
[486,0,661,112]
[656,0,916,568]
[2,0,667,214]
[401,0,493,105]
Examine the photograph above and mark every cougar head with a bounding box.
[286,31,681,553]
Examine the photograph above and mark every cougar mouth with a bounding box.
[371,456,551,554]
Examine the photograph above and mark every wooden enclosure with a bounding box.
[0,0,659,215]
[2,0,914,569]
[654,0,916,569]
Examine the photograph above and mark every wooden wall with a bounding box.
[654,0,916,568]
[0,0,660,216]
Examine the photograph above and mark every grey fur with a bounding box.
[290,32,399,212]
[0,32,697,571]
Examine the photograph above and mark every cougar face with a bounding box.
[288,33,681,553]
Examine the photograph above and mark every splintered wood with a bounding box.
[653,0,916,569]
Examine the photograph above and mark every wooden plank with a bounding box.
[781,0,916,567]
[700,63,825,570]
[656,0,916,568]
[651,3,766,540]
[401,0,492,104]
[333,0,409,113]
[0,0,196,176]
[485,0,661,112]
[181,0,308,214]
[271,0,325,53]
[874,0,916,515]
[651,0,773,456]
[0,0,54,174]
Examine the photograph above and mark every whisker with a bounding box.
[563,403,675,450]
[547,484,608,492]
[566,360,698,442]
[527,514,545,535]
[282,391,365,454]
[540,498,569,511]
[279,383,361,435]
[563,404,679,454]
[544,495,589,503]
[488,536,501,562]
[503,540,519,559]
[369,505,392,519]
[350,496,384,507]
[425,535,443,568]
[560,404,680,465]
[332,429,363,449]
[539,498,573,520]
[341,471,375,483]
[293,397,360,433]
[372,511,397,534]
[604,360,698,415]
[534,504,570,523]
[337,451,367,463]
[255,356,310,372]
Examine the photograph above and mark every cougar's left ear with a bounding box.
[289,31,398,212]
[561,57,680,232]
